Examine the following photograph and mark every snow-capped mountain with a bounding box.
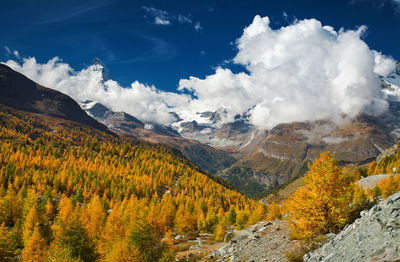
[80,100,180,137]
[382,62,400,100]
[90,58,112,83]
[79,99,235,175]
[77,58,400,197]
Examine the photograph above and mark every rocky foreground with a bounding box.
[207,220,298,261]
[206,191,400,262]
[306,191,400,261]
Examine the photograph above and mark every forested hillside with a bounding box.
[0,105,265,261]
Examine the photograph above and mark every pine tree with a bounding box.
[236,210,250,229]
[0,189,23,227]
[58,222,98,262]
[248,204,265,225]
[226,207,237,224]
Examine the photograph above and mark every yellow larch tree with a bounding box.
[81,195,106,244]
[285,152,353,239]
[22,226,46,262]
[266,202,281,221]
[0,222,12,260]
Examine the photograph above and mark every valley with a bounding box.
[72,59,400,198]
[1,3,400,261]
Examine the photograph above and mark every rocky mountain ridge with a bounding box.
[0,63,108,132]
[79,100,235,175]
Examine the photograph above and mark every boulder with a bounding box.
[306,191,400,262]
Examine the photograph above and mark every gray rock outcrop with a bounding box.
[305,191,400,262]
[357,174,394,189]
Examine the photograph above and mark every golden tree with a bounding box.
[214,220,227,241]
[81,195,106,244]
[285,152,353,239]
[104,239,142,262]
[266,202,281,221]
[45,244,81,262]
[0,222,12,260]
[22,226,46,262]
[23,205,40,245]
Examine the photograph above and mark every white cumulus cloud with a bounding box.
[178,15,394,128]
[2,16,396,129]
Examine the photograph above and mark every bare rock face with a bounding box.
[305,191,400,262]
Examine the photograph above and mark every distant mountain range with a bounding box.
[74,59,400,196]
[2,59,400,197]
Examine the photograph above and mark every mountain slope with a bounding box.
[80,100,236,174]
[0,100,264,261]
[220,115,395,197]
[0,63,108,132]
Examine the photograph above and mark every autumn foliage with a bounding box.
[0,107,265,261]
[284,152,353,239]
[354,144,400,201]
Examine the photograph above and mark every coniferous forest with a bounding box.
[0,106,265,261]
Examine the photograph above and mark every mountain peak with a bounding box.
[90,58,111,82]
[92,57,103,65]
[0,63,108,132]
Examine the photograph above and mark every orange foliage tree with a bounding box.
[285,152,353,239]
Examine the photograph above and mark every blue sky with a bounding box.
[1,0,400,92]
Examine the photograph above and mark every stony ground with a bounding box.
[205,220,300,262]
[174,234,225,261]
[306,191,400,262]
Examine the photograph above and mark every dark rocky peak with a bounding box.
[0,63,108,132]
[91,58,111,82]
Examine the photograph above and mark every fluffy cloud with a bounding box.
[2,16,396,129]
[178,16,395,128]
[4,57,189,125]
[373,50,396,76]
